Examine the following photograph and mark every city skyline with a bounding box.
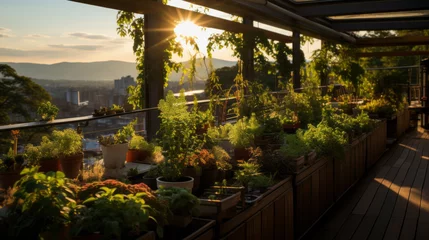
[0,0,320,64]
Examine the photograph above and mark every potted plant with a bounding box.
[24,136,61,172]
[98,120,135,172]
[211,146,232,181]
[156,91,203,191]
[0,150,24,190]
[37,101,59,121]
[110,104,124,114]
[279,110,301,133]
[228,114,262,161]
[51,129,83,179]
[191,149,216,189]
[249,174,274,193]
[156,187,200,228]
[93,107,107,117]
[127,135,157,164]
[234,162,261,193]
[4,167,77,239]
[71,187,162,239]
[279,134,310,172]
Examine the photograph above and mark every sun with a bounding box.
[174,21,200,38]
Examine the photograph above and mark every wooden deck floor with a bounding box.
[304,128,429,240]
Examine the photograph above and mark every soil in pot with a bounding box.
[234,147,251,161]
[60,152,83,179]
[126,149,151,163]
[39,158,62,173]
[156,176,194,191]
[200,169,217,189]
[0,171,21,189]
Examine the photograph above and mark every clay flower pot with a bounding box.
[39,158,62,173]
[0,171,21,189]
[126,149,151,163]
[60,152,84,179]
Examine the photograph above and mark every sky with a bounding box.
[0,0,320,64]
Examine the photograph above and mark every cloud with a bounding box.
[48,44,102,51]
[0,47,59,57]
[0,27,12,38]
[109,38,132,45]
[26,34,50,38]
[69,32,110,40]
[0,34,10,38]
[0,27,11,32]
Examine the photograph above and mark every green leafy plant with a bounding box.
[24,136,59,166]
[279,134,310,160]
[359,98,397,117]
[234,162,261,192]
[51,129,83,157]
[72,187,161,239]
[211,146,232,171]
[0,149,23,173]
[156,187,200,217]
[127,167,139,177]
[6,167,77,238]
[129,135,155,152]
[228,114,263,148]
[37,101,59,121]
[110,104,124,112]
[98,120,136,146]
[250,174,274,190]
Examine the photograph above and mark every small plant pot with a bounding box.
[126,149,151,163]
[142,176,157,190]
[200,169,218,189]
[234,147,251,161]
[101,143,128,169]
[168,214,193,228]
[156,176,194,192]
[0,171,21,189]
[198,192,241,217]
[60,152,84,179]
[39,158,62,173]
[245,194,263,205]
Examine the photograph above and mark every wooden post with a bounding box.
[292,30,301,89]
[242,17,255,89]
[144,12,173,140]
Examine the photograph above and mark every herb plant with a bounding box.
[228,114,262,148]
[98,120,136,146]
[156,187,200,217]
[51,129,83,157]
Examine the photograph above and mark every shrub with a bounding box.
[279,134,310,159]
[51,129,83,157]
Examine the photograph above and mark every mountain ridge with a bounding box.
[1,58,237,81]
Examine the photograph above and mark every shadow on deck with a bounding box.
[303,128,429,240]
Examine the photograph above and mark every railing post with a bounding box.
[292,30,301,89]
[243,17,255,93]
[144,11,174,140]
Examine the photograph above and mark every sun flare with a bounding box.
[174,21,200,38]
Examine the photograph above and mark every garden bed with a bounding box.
[366,120,387,170]
[218,177,294,240]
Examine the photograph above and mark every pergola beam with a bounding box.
[356,51,429,58]
[70,0,292,43]
[355,36,429,48]
[297,0,429,18]
[331,18,429,31]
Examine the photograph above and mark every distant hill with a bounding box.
[2,58,237,81]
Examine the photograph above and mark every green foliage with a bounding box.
[249,174,274,189]
[234,162,261,190]
[359,98,397,117]
[98,120,136,146]
[51,129,83,157]
[300,122,348,159]
[157,91,203,181]
[228,114,262,148]
[24,136,59,165]
[211,146,232,171]
[129,135,155,153]
[0,64,51,124]
[110,104,124,112]
[73,187,160,239]
[279,134,310,159]
[37,101,59,121]
[6,167,77,238]
[156,187,200,217]
[127,167,139,177]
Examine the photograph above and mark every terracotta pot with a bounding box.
[39,158,62,173]
[234,147,251,161]
[156,176,194,192]
[60,152,83,179]
[200,169,218,189]
[101,143,128,169]
[0,171,21,189]
[126,149,151,163]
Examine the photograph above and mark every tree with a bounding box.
[0,64,51,124]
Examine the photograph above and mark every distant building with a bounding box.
[114,75,135,96]
[65,89,80,105]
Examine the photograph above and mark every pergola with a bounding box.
[70,0,429,139]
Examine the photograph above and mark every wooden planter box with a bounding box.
[219,178,294,240]
[293,156,335,239]
[333,134,367,201]
[366,120,387,170]
[396,107,410,138]
[199,192,241,219]
[164,218,215,240]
